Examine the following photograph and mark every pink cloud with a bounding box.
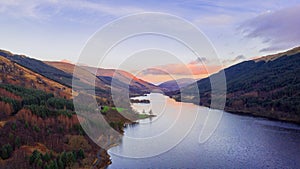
[140,62,220,76]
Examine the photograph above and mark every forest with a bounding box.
[170,50,300,123]
[0,83,111,168]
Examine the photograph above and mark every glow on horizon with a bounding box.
[0,1,300,83]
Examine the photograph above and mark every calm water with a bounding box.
[108,93,300,169]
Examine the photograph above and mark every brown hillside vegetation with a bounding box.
[0,84,121,168]
[254,46,300,62]
[0,56,72,99]
[44,61,110,91]
[45,61,160,95]
[83,66,159,91]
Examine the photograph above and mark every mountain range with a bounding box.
[0,46,299,168]
[0,49,158,168]
[1,47,299,124]
[1,47,299,123]
[0,49,160,97]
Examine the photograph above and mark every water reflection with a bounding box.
[108,93,300,168]
[109,93,199,158]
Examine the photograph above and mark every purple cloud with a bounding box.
[223,55,246,64]
[240,4,300,52]
[140,63,220,76]
[140,68,168,75]
[189,57,208,65]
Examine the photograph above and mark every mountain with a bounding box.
[0,50,74,88]
[0,50,110,168]
[0,48,159,105]
[0,48,160,96]
[83,66,160,94]
[0,55,72,99]
[0,49,149,168]
[169,46,300,123]
[158,78,196,91]
[46,62,160,95]
[42,61,110,94]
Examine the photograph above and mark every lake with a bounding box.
[108,93,300,169]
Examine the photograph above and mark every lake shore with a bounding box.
[102,102,156,168]
[168,95,300,125]
[107,93,300,169]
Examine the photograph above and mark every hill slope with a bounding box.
[0,56,72,99]
[170,46,300,123]
[0,55,111,168]
[0,50,149,168]
[159,78,196,91]
[43,61,110,93]
[0,49,110,98]
[46,62,160,95]
[83,66,160,94]
[0,50,74,88]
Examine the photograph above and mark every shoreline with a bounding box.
[104,93,300,168]
[133,93,300,125]
[168,96,300,125]
[103,102,157,168]
[224,108,300,125]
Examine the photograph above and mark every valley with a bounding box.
[0,47,299,168]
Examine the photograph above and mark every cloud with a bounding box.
[0,0,145,20]
[140,68,168,75]
[234,55,246,61]
[140,56,220,77]
[194,14,234,26]
[140,62,220,76]
[189,57,209,65]
[223,55,246,64]
[240,4,300,52]
[60,0,145,16]
[0,0,43,18]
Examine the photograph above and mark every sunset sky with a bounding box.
[0,1,300,83]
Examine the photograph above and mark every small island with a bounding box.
[130,99,150,104]
[138,113,156,119]
[137,109,156,119]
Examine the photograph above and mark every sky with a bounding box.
[0,0,300,83]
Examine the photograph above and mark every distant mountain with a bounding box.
[46,62,160,95]
[170,46,300,123]
[0,48,161,98]
[43,61,109,92]
[79,66,160,95]
[159,78,196,91]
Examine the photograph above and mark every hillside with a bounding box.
[0,50,108,95]
[46,62,160,95]
[83,66,160,95]
[0,56,72,99]
[0,50,150,168]
[170,46,300,123]
[0,51,112,168]
[254,46,300,62]
[0,50,74,88]
[158,78,196,91]
[0,82,133,168]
